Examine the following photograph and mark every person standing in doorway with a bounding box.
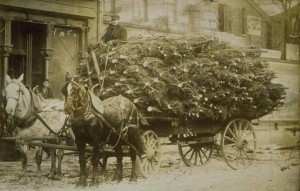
[34,79,54,99]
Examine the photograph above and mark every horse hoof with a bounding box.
[54,174,62,180]
[129,177,137,182]
[76,181,88,187]
[48,172,55,180]
[112,176,122,183]
[89,181,99,187]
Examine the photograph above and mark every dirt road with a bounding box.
[0,145,299,191]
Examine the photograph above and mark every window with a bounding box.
[165,0,177,23]
[132,0,147,20]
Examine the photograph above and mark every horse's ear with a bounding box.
[5,74,12,84]
[17,74,24,82]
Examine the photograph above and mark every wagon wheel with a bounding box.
[141,130,161,177]
[178,133,214,167]
[221,118,256,170]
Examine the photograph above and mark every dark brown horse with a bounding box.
[63,80,146,187]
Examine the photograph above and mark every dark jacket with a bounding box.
[34,86,54,99]
[101,24,127,43]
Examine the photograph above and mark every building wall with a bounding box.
[0,0,98,98]
[99,0,269,48]
[270,4,300,61]
[258,59,300,132]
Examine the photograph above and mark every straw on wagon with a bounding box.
[82,34,286,125]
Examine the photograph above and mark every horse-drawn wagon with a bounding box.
[0,34,285,186]
[1,73,256,183]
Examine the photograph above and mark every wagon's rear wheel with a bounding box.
[141,130,161,177]
[221,118,256,170]
[178,133,214,167]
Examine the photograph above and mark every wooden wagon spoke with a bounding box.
[194,149,198,165]
[199,147,208,160]
[244,146,254,153]
[188,150,195,161]
[239,150,245,165]
[183,147,193,157]
[224,135,237,143]
[180,144,191,148]
[224,143,237,148]
[198,150,203,165]
[241,148,250,160]
[232,122,238,137]
[227,127,238,141]
[237,121,242,137]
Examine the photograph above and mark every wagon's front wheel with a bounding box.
[221,118,257,170]
[178,134,214,166]
[141,130,161,177]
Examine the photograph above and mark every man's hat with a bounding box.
[43,79,49,82]
[110,14,120,20]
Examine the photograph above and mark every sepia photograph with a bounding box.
[0,0,299,190]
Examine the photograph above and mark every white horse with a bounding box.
[4,74,73,179]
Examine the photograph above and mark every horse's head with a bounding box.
[4,74,30,119]
[64,80,89,118]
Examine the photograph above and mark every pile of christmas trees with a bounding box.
[84,34,285,123]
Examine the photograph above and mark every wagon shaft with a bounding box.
[1,136,57,141]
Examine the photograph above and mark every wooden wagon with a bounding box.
[139,116,257,176]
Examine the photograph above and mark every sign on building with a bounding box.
[247,15,261,36]
[199,7,218,29]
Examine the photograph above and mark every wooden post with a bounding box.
[0,19,13,110]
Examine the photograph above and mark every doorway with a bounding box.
[9,21,46,87]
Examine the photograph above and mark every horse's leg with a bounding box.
[76,140,88,187]
[112,145,123,182]
[129,147,138,182]
[129,127,147,157]
[48,148,57,179]
[90,144,100,186]
[20,144,28,172]
[101,153,108,171]
[54,148,64,180]
[35,146,43,175]
[128,126,147,179]
[18,144,29,184]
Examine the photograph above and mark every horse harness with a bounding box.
[4,82,69,138]
[70,91,140,154]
